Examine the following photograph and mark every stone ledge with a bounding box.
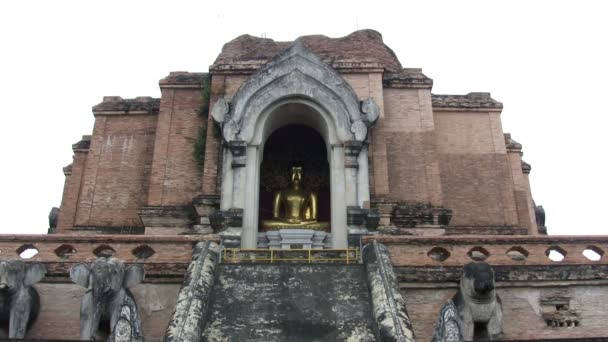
[92,96,160,115]
[364,235,608,245]
[159,71,208,88]
[383,68,434,89]
[504,133,523,151]
[0,233,216,243]
[364,235,608,267]
[71,135,91,151]
[211,29,403,74]
[394,264,608,283]
[432,92,503,111]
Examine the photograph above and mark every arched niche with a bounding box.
[212,42,378,248]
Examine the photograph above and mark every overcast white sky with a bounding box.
[0,0,606,235]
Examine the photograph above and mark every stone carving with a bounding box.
[535,204,547,235]
[431,300,463,342]
[391,202,452,228]
[347,206,380,231]
[362,240,416,342]
[361,98,380,126]
[210,97,230,124]
[48,207,59,234]
[0,260,47,339]
[452,262,503,340]
[164,241,220,342]
[211,40,377,144]
[209,208,243,232]
[70,257,144,341]
[540,289,580,328]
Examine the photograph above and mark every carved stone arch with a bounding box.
[215,41,379,144]
[212,41,378,249]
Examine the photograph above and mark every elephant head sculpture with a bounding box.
[70,257,144,341]
[452,262,503,340]
[0,259,46,338]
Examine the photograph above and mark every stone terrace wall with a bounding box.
[59,97,159,232]
[364,235,608,341]
[147,73,205,208]
[0,234,217,340]
[432,93,529,234]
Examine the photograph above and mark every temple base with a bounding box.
[261,220,330,231]
[257,229,332,249]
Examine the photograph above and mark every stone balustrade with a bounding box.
[363,235,608,267]
[0,234,219,283]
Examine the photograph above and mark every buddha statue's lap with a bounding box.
[261,166,329,231]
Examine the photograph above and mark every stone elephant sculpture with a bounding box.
[0,259,47,338]
[452,262,503,341]
[70,257,144,341]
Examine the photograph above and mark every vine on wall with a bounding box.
[193,74,211,168]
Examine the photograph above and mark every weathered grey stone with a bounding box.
[0,260,46,339]
[361,98,380,126]
[362,241,416,342]
[348,206,381,230]
[210,97,229,124]
[48,207,59,233]
[209,208,243,232]
[452,262,503,341]
[213,40,376,144]
[202,264,375,341]
[138,206,195,229]
[164,241,220,342]
[535,204,547,235]
[70,257,145,341]
[431,300,463,342]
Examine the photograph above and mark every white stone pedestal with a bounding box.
[258,229,331,249]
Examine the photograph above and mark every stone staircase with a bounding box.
[202,264,375,341]
[163,241,415,342]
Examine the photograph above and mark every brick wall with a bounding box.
[434,110,519,227]
[70,112,157,229]
[56,140,89,233]
[147,87,203,206]
[0,234,218,340]
[404,285,608,341]
[201,74,249,196]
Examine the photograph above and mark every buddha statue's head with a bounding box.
[290,166,303,187]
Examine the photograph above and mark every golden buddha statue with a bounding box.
[261,166,329,231]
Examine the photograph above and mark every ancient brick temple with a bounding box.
[1,30,606,341]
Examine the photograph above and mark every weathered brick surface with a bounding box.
[147,86,203,206]
[71,113,157,228]
[434,110,519,227]
[57,31,536,236]
[212,29,402,73]
[0,234,211,265]
[404,285,608,341]
[56,141,89,233]
[17,283,180,341]
[364,235,608,267]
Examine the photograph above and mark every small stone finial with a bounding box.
[361,98,380,126]
[211,97,230,123]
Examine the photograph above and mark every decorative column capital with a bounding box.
[227,140,247,168]
[344,140,364,168]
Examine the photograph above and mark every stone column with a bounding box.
[330,145,347,248]
[242,145,259,248]
[219,145,233,210]
[228,140,247,210]
[344,141,362,208]
[357,143,371,207]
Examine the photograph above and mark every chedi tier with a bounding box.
[1,30,605,341]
